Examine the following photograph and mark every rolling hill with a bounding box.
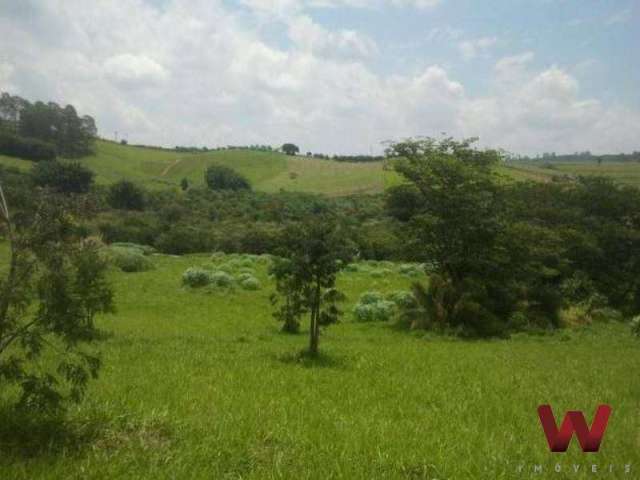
[2,139,639,195]
[0,140,399,196]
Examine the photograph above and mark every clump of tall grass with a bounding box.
[109,244,154,273]
[239,276,261,291]
[630,315,640,338]
[182,267,211,287]
[353,291,396,322]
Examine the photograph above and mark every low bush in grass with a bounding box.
[182,267,211,288]
[353,291,396,322]
[386,290,416,309]
[239,276,261,291]
[209,271,235,288]
[370,268,392,278]
[631,316,640,338]
[359,291,384,305]
[110,246,154,273]
[398,263,423,277]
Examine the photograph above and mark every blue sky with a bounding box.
[1,0,638,154]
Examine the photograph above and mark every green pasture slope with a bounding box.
[2,140,639,193]
[0,249,638,479]
[0,140,398,195]
[502,161,640,187]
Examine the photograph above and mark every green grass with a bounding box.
[3,141,638,195]
[0,140,400,196]
[503,162,640,187]
[1,252,638,479]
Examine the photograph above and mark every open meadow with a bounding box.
[0,141,399,196]
[0,249,638,479]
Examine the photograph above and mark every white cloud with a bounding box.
[458,36,497,60]
[605,7,633,26]
[104,54,169,87]
[241,0,441,15]
[288,15,378,59]
[0,0,637,156]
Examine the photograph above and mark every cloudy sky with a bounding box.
[0,0,638,155]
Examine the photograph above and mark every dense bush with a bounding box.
[209,271,234,288]
[32,160,94,193]
[239,276,261,290]
[353,299,396,322]
[205,165,251,191]
[182,268,211,287]
[353,291,396,322]
[0,131,57,161]
[109,246,154,273]
[386,290,416,309]
[107,180,146,210]
[631,316,640,338]
[398,264,423,277]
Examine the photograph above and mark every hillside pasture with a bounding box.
[0,250,637,479]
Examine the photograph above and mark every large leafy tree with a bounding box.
[270,217,352,355]
[387,137,563,336]
[281,143,300,156]
[0,184,113,412]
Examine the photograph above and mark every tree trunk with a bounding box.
[308,280,321,356]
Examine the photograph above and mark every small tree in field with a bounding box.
[281,143,300,156]
[0,184,113,412]
[270,218,352,355]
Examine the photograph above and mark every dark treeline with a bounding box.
[517,150,640,163]
[0,92,97,160]
[304,152,384,163]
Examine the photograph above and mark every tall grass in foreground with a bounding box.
[0,252,638,479]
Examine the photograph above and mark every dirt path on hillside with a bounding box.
[161,158,182,176]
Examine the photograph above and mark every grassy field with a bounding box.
[0,141,399,196]
[2,141,639,195]
[0,250,638,479]
[503,162,640,187]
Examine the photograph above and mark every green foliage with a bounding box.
[353,292,396,322]
[631,316,640,337]
[239,276,261,291]
[205,165,251,191]
[270,217,352,353]
[209,271,234,288]
[182,267,211,288]
[387,137,569,336]
[109,246,154,273]
[0,188,113,412]
[398,263,422,277]
[0,131,57,161]
[31,160,94,193]
[386,290,416,309]
[107,180,146,210]
[281,143,300,156]
[359,291,384,305]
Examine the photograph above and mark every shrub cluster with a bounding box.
[353,291,396,322]
[109,244,154,273]
[631,316,640,338]
[108,180,146,210]
[0,131,57,161]
[205,165,251,191]
[32,160,94,193]
[182,253,264,291]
